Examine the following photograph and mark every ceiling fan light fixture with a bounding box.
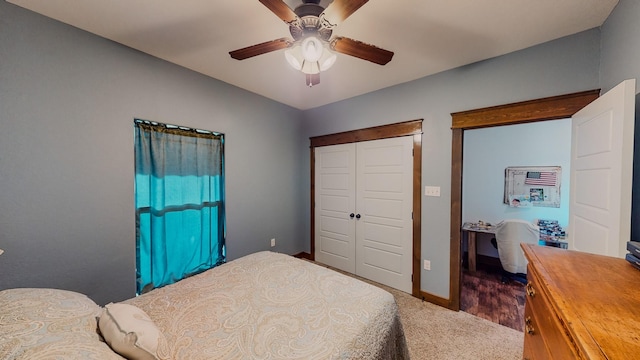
[285,42,336,75]
[300,59,321,74]
[319,48,337,71]
[284,47,303,70]
[285,45,319,74]
[301,36,323,62]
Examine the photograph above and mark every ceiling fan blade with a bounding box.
[321,0,369,26]
[229,38,293,60]
[259,0,299,23]
[330,36,394,65]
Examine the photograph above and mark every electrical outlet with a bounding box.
[270,238,276,247]
[423,260,431,270]
[424,186,441,197]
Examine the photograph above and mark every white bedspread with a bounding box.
[124,251,409,359]
[0,288,124,359]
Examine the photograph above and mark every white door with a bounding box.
[315,144,356,273]
[355,137,414,293]
[569,79,636,258]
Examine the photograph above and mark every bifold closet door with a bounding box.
[315,137,413,293]
[315,143,357,274]
[355,137,413,293]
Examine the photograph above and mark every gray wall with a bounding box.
[0,2,306,305]
[600,0,640,242]
[463,119,572,258]
[600,0,640,93]
[300,29,601,298]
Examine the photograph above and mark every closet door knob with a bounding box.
[350,213,355,218]
[355,214,361,219]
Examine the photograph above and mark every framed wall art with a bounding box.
[504,166,561,208]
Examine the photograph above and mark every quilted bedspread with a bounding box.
[124,251,409,359]
[0,288,125,359]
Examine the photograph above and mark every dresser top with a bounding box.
[523,244,640,359]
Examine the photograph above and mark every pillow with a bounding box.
[99,303,167,360]
[0,288,123,359]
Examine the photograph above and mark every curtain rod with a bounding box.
[134,119,223,136]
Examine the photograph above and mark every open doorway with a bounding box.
[446,89,600,311]
[459,119,572,330]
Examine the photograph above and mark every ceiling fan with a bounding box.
[229,0,394,87]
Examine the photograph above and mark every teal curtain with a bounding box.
[134,120,225,294]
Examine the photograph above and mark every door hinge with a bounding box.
[411,274,414,282]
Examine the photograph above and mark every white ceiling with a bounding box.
[9,0,618,110]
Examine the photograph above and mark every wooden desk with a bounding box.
[522,244,640,359]
[461,222,495,272]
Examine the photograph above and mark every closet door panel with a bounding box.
[314,144,356,273]
[356,137,413,293]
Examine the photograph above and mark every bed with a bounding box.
[0,251,409,359]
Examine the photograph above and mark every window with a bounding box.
[134,120,225,294]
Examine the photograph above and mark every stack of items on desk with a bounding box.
[626,241,640,271]
[537,219,567,248]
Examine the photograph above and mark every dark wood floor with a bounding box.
[461,262,526,332]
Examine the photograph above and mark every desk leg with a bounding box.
[468,231,477,272]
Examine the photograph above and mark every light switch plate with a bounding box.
[424,186,441,197]
[424,260,431,270]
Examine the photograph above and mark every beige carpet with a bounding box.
[309,260,524,359]
[387,285,524,360]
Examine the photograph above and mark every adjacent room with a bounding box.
[2,0,640,359]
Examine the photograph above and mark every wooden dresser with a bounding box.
[522,244,640,359]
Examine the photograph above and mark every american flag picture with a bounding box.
[525,171,557,186]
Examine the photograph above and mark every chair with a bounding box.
[494,219,540,284]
